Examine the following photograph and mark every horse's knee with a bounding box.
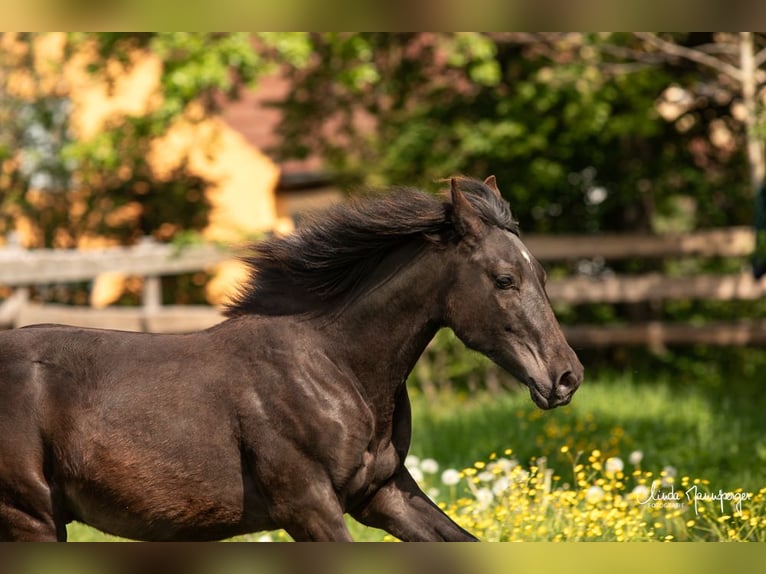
[0,503,61,541]
[267,486,351,541]
[0,472,65,541]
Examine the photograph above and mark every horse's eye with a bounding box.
[494,275,516,290]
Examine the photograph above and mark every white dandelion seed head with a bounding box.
[409,467,424,484]
[628,450,643,465]
[662,465,677,478]
[475,488,494,509]
[585,485,605,504]
[492,476,511,496]
[661,465,677,487]
[478,471,495,483]
[405,455,420,469]
[490,458,518,472]
[605,456,624,474]
[441,469,461,486]
[420,458,439,474]
[630,484,650,502]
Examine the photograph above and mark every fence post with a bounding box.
[138,237,162,330]
[0,233,29,328]
[142,276,162,314]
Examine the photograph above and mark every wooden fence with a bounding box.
[1,228,765,346]
[525,226,766,347]
[0,237,229,333]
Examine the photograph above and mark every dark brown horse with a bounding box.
[0,176,582,541]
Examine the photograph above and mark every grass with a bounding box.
[66,373,766,541]
[409,373,766,494]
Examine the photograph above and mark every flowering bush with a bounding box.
[403,448,766,542]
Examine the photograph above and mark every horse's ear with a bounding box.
[484,175,502,200]
[450,178,484,242]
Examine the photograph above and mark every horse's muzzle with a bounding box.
[551,369,582,407]
[528,365,583,410]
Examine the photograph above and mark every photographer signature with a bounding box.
[638,482,752,515]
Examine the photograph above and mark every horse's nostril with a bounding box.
[557,370,581,394]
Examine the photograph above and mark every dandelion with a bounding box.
[409,466,424,484]
[661,465,677,487]
[492,476,511,496]
[490,458,518,472]
[420,458,439,474]
[629,484,650,503]
[629,450,643,465]
[405,455,420,469]
[605,457,624,474]
[586,485,605,504]
[478,471,495,483]
[475,488,494,509]
[441,469,461,486]
[257,534,273,542]
[429,449,766,542]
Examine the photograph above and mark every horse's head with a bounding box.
[444,176,583,409]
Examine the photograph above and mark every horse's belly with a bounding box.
[59,443,271,541]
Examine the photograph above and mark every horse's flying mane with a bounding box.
[224,177,518,317]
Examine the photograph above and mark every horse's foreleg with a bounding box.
[351,467,478,541]
[0,503,61,541]
[271,483,352,542]
[282,507,353,542]
[0,475,64,542]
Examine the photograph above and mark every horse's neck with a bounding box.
[321,247,448,395]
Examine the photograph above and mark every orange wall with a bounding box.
[6,34,283,307]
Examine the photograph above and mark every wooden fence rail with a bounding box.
[0,237,231,332]
[0,238,231,286]
[1,228,765,346]
[524,226,755,260]
[546,272,766,304]
[525,226,766,347]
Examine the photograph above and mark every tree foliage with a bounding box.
[273,33,761,235]
[4,32,761,246]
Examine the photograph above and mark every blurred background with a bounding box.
[1,33,765,541]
